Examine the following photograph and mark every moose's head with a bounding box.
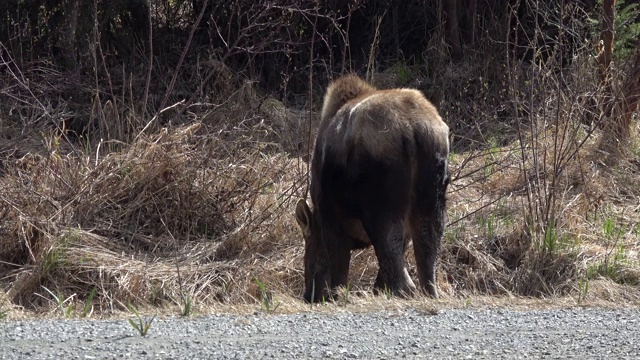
[295,199,332,303]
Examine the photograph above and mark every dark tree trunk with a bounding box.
[61,0,80,69]
[598,0,615,85]
[615,41,640,140]
[444,0,463,62]
[462,0,477,46]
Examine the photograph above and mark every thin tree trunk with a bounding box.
[615,41,640,140]
[597,0,624,146]
[463,0,477,46]
[444,0,463,62]
[392,1,400,59]
[61,0,80,69]
[598,0,615,83]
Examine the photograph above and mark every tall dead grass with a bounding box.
[1,2,640,317]
[0,111,309,309]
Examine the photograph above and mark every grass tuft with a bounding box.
[127,303,155,337]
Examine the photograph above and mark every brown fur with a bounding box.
[296,74,450,303]
[319,75,449,161]
[320,74,377,123]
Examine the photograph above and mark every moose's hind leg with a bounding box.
[365,221,415,297]
[410,215,442,297]
[352,156,416,297]
[410,157,448,298]
[374,263,415,296]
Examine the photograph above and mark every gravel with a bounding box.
[1,308,638,359]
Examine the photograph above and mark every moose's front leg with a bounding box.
[328,239,352,297]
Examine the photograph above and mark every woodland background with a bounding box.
[0,0,639,316]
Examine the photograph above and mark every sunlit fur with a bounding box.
[319,75,449,161]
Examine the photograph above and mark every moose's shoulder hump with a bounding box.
[324,88,448,160]
[321,75,376,123]
[347,88,445,126]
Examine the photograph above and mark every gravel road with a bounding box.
[1,307,638,359]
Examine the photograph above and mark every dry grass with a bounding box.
[2,102,638,318]
[2,46,640,319]
[0,115,309,311]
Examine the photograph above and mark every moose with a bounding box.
[295,74,450,303]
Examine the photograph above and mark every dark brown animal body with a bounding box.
[295,75,449,303]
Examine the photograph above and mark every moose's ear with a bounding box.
[295,199,312,238]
